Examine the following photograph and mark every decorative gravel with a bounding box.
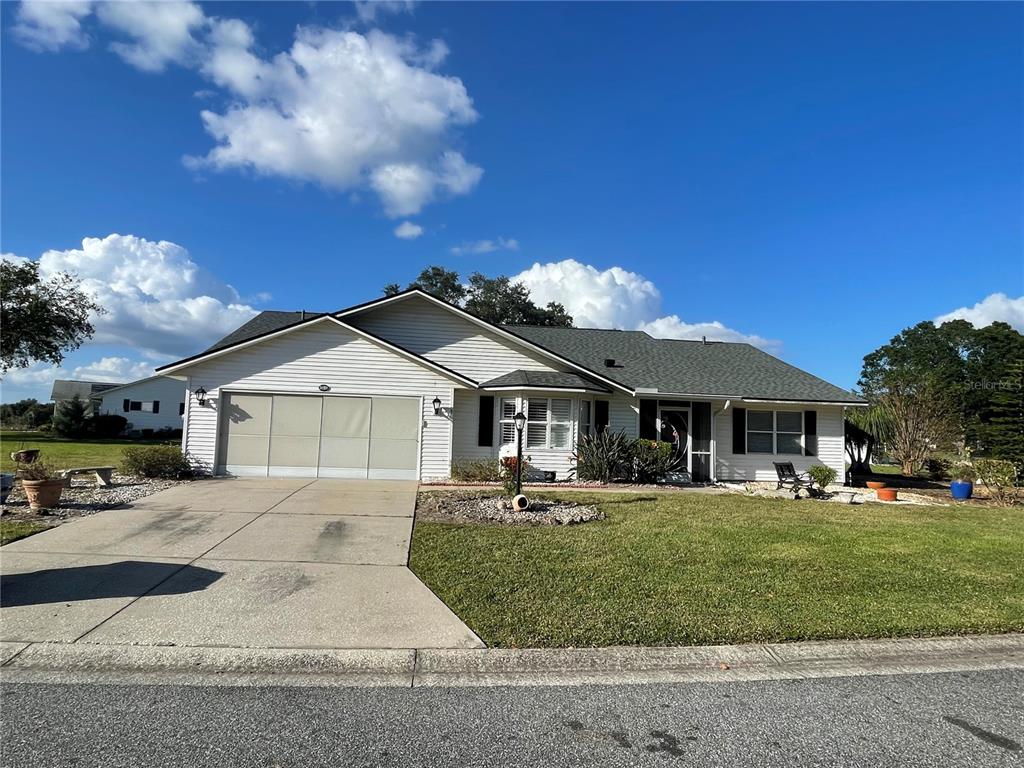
[417,492,604,526]
[0,474,191,527]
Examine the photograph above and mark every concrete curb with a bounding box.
[2,634,1021,689]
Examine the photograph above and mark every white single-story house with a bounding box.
[97,375,188,433]
[155,289,864,483]
[50,379,120,416]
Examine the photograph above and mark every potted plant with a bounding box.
[950,463,976,500]
[10,448,40,464]
[18,461,64,511]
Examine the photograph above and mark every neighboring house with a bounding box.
[156,290,865,482]
[50,379,120,416]
[97,375,188,433]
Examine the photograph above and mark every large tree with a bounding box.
[983,358,1024,475]
[1,259,103,372]
[383,266,573,327]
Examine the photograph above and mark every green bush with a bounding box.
[807,464,838,490]
[500,455,531,495]
[573,431,634,483]
[451,458,502,483]
[121,444,192,479]
[974,459,1019,506]
[51,395,89,438]
[87,414,128,438]
[923,457,950,481]
[632,439,677,483]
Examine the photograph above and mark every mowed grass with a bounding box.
[410,492,1024,648]
[0,520,48,546]
[0,430,163,473]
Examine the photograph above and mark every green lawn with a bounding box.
[410,491,1024,648]
[0,520,48,546]
[1,430,164,473]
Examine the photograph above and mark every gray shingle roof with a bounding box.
[205,311,325,353]
[50,380,119,402]
[479,370,612,393]
[505,326,863,404]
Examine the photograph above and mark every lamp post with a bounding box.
[513,411,527,496]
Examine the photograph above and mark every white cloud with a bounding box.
[512,260,781,352]
[451,236,519,256]
[393,221,424,240]
[13,3,483,217]
[935,293,1024,333]
[3,356,154,389]
[96,0,205,72]
[191,28,482,217]
[353,1,417,24]
[12,0,94,52]
[23,234,259,358]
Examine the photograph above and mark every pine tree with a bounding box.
[984,359,1024,476]
[51,394,89,438]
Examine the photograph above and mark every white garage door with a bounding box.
[217,393,421,480]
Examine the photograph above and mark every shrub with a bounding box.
[923,457,950,481]
[451,458,502,483]
[950,462,977,482]
[17,460,60,481]
[973,459,1019,506]
[573,430,634,483]
[121,444,192,479]
[152,427,183,440]
[87,414,128,438]
[632,439,677,483]
[807,464,838,491]
[499,455,530,495]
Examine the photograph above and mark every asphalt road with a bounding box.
[2,670,1022,767]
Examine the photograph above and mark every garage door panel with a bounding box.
[318,437,369,471]
[370,398,421,440]
[269,436,320,470]
[271,395,322,437]
[368,437,418,472]
[223,434,270,469]
[223,394,271,436]
[322,398,370,438]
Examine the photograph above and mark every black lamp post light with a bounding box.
[512,410,528,508]
[432,396,442,416]
[193,386,207,406]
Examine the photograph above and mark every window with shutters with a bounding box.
[525,397,572,450]
[499,397,518,445]
[747,410,803,454]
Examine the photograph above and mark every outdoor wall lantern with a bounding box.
[194,386,207,406]
[432,396,443,415]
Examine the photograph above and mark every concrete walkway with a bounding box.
[0,478,482,650]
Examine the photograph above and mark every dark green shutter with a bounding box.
[732,407,746,454]
[152,401,160,414]
[123,399,130,413]
[595,400,609,434]
[804,410,817,456]
[639,399,658,440]
[478,396,494,447]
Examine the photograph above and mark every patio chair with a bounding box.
[773,462,813,492]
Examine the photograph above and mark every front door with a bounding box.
[658,408,691,483]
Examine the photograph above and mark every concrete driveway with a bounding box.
[0,479,482,650]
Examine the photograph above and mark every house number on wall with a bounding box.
[318,384,330,392]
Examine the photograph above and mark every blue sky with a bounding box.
[2,1,1022,403]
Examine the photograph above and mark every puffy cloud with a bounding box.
[191,28,482,217]
[13,3,483,217]
[393,221,424,240]
[512,260,781,352]
[353,1,417,24]
[935,293,1024,333]
[96,0,205,71]
[3,356,154,389]
[12,0,94,52]
[24,234,259,358]
[450,237,519,256]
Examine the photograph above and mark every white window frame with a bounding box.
[499,395,575,450]
[747,410,803,455]
[498,396,518,446]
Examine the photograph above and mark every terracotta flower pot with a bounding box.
[866,480,887,490]
[21,478,64,510]
[876,487,898,502]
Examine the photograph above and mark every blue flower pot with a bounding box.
[950,480,973,500]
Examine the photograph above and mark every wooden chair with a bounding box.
[773,462,812,492]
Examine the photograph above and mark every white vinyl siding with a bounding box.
[716,403,846,482]
[347,295,566,382]
[99,376,188,432]
[181,321,459,480]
